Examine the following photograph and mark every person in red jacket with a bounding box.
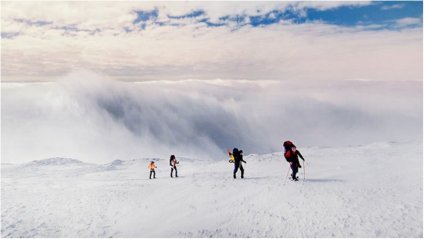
[283,141,305,181]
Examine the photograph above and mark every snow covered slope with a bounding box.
[1,142,422,237]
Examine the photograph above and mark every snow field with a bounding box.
[1,142,422,237]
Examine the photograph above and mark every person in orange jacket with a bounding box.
[148,161,157,179]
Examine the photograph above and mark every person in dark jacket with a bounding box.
[169,155,179,178]
[233,148,246,179]
[283,141,305,181]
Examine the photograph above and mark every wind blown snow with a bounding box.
[1,142,422,237]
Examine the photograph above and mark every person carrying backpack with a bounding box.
[233,148,246,179]
[148,161,157,179]
[170,155,179,178]
[283,141,305,181]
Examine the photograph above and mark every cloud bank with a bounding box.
[2,71,422,163]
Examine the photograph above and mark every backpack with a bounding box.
[283,141,295,151]
[229,153,235,163]
[227,149,235,163]
[283,141,295,162]
[284,150,293,162]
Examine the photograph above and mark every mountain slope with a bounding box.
[1,142,422,237]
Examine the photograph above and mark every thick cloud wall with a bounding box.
[2,71,422,163]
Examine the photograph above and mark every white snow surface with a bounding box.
[1,142,422,237]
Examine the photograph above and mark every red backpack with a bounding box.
[283,141,295,161]
[284,150,292,160]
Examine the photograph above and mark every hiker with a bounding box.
[283,141,305,181]
[233,148,246,179]
[148,161,157,179]
[170,155,179,178]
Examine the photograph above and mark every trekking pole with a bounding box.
[303,160,306,181]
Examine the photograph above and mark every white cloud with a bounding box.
[393,17,422,27]
[381,4,404,10]
[295,1,372,11]
[1,1,421,82]
[2,21,422,82]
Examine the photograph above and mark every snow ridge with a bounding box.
[26,157,84,166]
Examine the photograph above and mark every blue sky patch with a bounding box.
[304,1,422,28]
[133,9,158,24]
[131,2,422,31]
[168,10,205,19]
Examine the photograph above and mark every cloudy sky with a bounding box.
[1,1,423,163]
[1,1,422,81]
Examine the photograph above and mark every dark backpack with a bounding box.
[283,141,295,151]
[283,141,295,162]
